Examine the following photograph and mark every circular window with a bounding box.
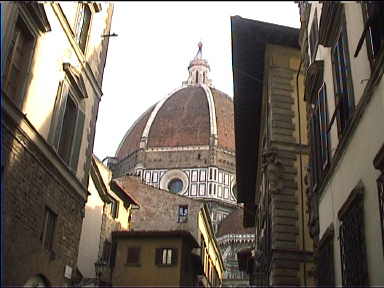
[168,178,183,193]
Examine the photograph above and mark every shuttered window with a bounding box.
[155,248,178,266]
[355,2,384,69]
[310,83,330,191]
[40,207,57,251]
[338,188,368,286]
[49,81,85,172]
[4,17,36,107]
[309,9,319,62]
[126,247,141,265]
[331,14,354,140]
[75,4,92,53]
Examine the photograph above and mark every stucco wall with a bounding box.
[112,237,183,286]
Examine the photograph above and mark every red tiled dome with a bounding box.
[115,85,235,160]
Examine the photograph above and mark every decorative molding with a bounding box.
[201,84,218,141]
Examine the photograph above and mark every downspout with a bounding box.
[296,57,307,286]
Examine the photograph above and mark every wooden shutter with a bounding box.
[126,247,140,264]
[171,248,178,265]
[48,81,68,149]
[69,109,85,171]
[155,248,162,265]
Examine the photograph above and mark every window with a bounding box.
[152,171,158,183]
[126,247,141,265]
[199,183,206,196]
[191,170,198,182]
[309,9,319,62]
[49,81,85,171]
[155,248,177,266]
[41,207,57,251]
[355,2,384,69]
[178,205,188,223]
[331,14,354,139]
[310,83,330,191]
[168,178,183,193]
[200,170,206,181]
[4,17,36,107]
[75,3,91,53]
[111,198,119,219]
[101,240,112,264]
[338,186,368,286]
[318,225,335,287]
[191,184,197,196]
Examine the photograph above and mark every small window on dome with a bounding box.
[168,178,183,193]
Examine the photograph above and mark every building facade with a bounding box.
[106,44,254,285]
[298,2,384,286]
[76,156,138,285]
[1,2,113,286]
[111,176,224,287]
[231,16,315,286]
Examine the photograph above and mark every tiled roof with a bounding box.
[216,207,254,237]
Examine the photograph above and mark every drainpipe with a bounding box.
[296,57,308,286]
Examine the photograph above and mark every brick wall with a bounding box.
[2,116,85,286]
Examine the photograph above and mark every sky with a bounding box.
[93,1,301,161]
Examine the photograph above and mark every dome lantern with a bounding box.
[183,42,213,87]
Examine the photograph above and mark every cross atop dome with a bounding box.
[183,42,213,87]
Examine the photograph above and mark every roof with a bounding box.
[112,230,199,248]
[216,207,254,237]
[110,179,140,206]
[231,16,299,227]
[115,85,235,161]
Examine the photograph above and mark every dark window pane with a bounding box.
[168,178,183,193]
[58,95,77,163]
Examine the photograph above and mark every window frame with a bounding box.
[4,15,37,108]
[74,3,92,54]
[49,76,86,172]
[126,246,141,266]
[177,205,188,223]
[338,184,368,286]
[309,83,330,192]
[330,10,355,140]
[155,248,178,266]
[355,2,384,70]
[309,9,319,63]
[40,206,57,252]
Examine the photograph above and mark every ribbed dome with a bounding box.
[115,85,235,160]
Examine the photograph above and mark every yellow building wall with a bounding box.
[112,237,183,287]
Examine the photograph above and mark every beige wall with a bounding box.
[77,176,104,278]
[2,2,113,183]
[112,237,183,287]
[77,157,132,278]
[306,2,384,285]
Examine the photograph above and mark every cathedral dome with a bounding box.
[115,85,235,160]
[111,43,237,208]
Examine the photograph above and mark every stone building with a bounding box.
[231,16,315,286]
[76,155,138,286]
[1,2,113,286]
[106,43,254,286]
[298,2,384,286]
[112,176,224,287]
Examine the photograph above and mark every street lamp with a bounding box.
[94,259,107,287]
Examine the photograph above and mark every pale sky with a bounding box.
[93,1,300,161]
